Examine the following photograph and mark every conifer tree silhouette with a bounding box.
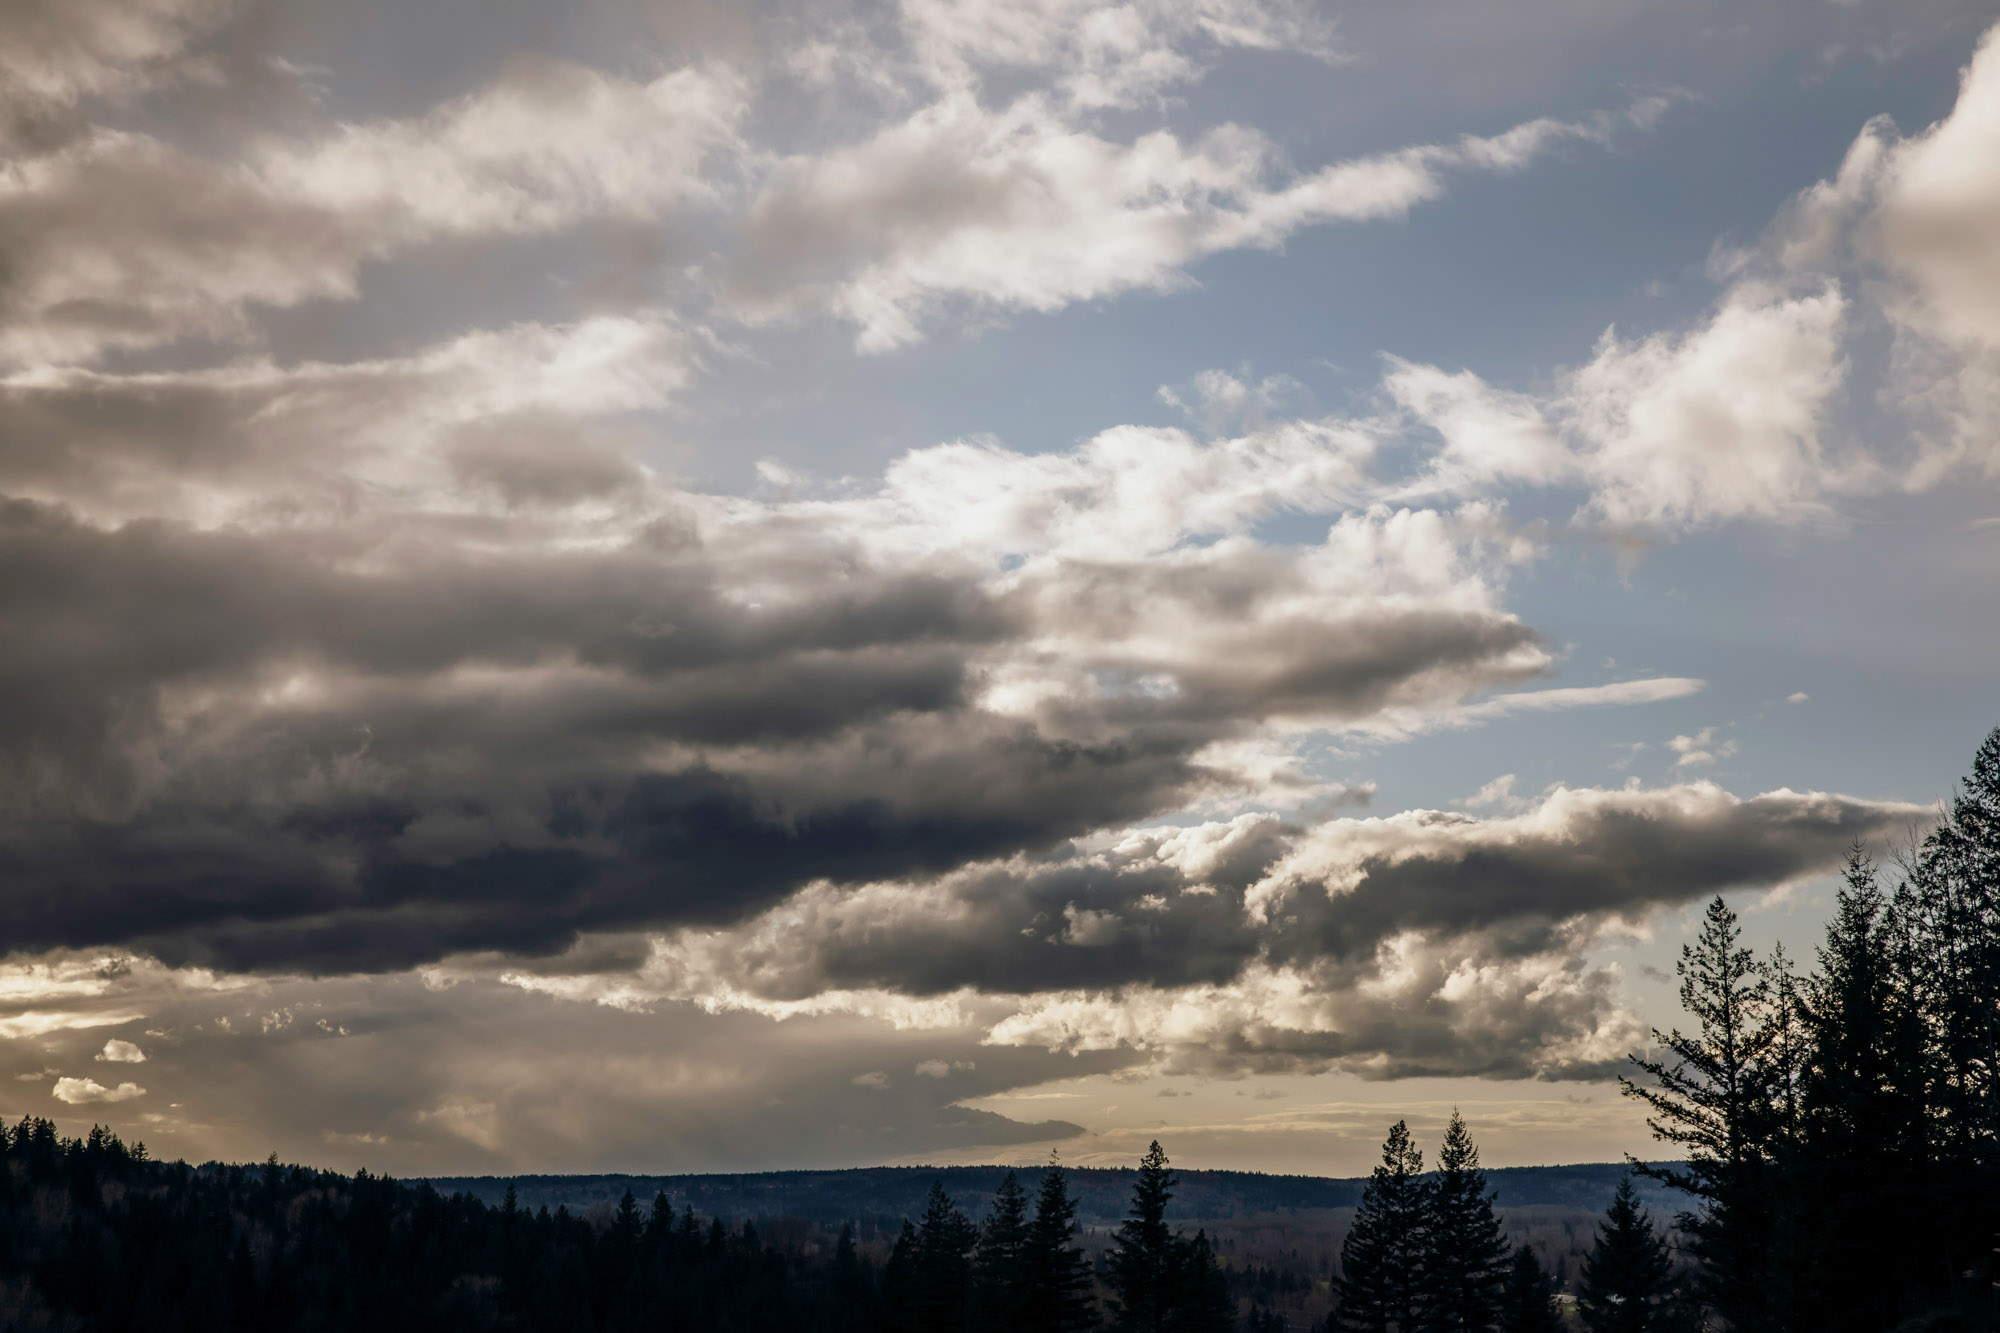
[1336,1120,1429,1333]
[1109,1141,1180,1333]
[1419,1111,1509,1332]
[1575,1177,1685,1333]
[1620,895,1780,1331]
[971,1170,1032,1333]
[1496,1247,1562,1333]
[1171,1228,1234,1333]
[1024,1157,1099,1333]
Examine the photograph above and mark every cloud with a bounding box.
[1667,726,1738,768]
[1742,19,2000,488]
[52,1075,146,1104]
[1383,359,1571,498]
[0,0,1657,369]
[1459,774,1526,813]
[0,342,1610,975]
[0,950,1097,1171]
[0,0,1980,1157]
[1562,284,1851,530]
[1340,677,1706,743]
[1872,23,2000,357]
[1387,280,1853,533]
[896,0,1344,112]
[0,0,237,149]
[0,63,743,368]
[452,779,1921,1081]
[0,315,691,525]
[727,93,1663,351]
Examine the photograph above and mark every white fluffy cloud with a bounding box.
[1386,282,1851,532]
[1561,283,1850,529]
[1873,24,2000,357]
[52,1075,147,1104]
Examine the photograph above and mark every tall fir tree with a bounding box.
[909,1182,979,1333]
[1419,1111,1510,1333]
[1024,1159,1099,1333]
[971,1171,1032,1333]
[830,1222,878,1333]
[1108,1141,1180,1333]
[882,1218,922,1333]
[1783,850,1932,1332]
[1495,1248,1562,1333]
[1574,1178,1685,1333]
[1892,724,2000,1308]
[1336,1120,1429,1333]
[1169,1229,1235,1333]
[1620,895,1781,1333]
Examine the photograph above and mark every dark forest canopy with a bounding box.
[3,722,2000,1333]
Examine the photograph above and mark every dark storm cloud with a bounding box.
[0,489,1237,970]
[0,310,1574,979]
[0,444,1911,990]
[1258,785,1921,967]
[672,784,1919,1005]
[0,495,1000,790]
[598,783,1920,1079]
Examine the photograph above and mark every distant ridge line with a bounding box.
[424,1161,1685,1227]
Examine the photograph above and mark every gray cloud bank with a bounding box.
[465,780,1917,1084]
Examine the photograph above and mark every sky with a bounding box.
[1,0,1998,1179]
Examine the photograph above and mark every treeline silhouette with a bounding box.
[1608,725,2000,1333]
[3,723,1999,1333]
[0,1118,1240,1333]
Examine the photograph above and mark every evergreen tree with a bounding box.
[971,1171,1032,1333]
[1336,1120,1429,1333]
[1024,1159,1099,1333]
[1620,895,1780,1332]
[883,1219,923,1333]
[1419,1111,1510,1333]
[1495,1248,1561,1333]
[1891,725,2000,1309]
[1575,1178,1684,1333]
[830,1223,877,1333]
[1108,1141,1180,1333]
[909,1182,980,1333]
[646,1189,673,1241]
[1169,1229,1234,1333]
[1782,850,1931,1332]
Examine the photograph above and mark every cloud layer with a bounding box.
[0,0,1995,1166]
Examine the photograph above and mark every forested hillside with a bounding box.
[424,1163,1680,1230]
